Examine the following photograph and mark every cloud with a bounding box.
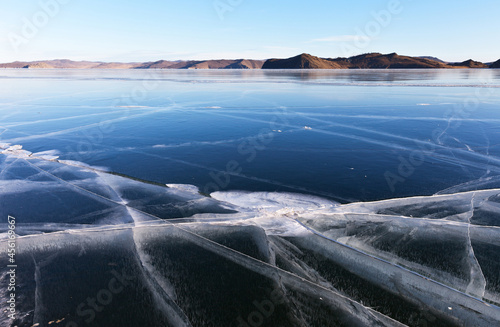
[310,35,371,43]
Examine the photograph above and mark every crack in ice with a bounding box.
[465,192,487,299]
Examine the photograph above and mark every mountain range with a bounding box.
[262,53,497,69]
[1,53,499,69]
[0,59,265,69]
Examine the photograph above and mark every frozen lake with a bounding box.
[1,69,500,326]
[2,69,500,201]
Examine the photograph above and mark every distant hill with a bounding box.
[262,53,343,69]
[418,56,447,63]
[23,62,55,69]
[92,62,141,69]
[226,59,265,69]
[449,59,488,68]
[0,59,265,70]
[0,55,496,69]
[134,60,176,69]
[347,53,450,69]
[263,53,454,69]
[490,59,500,68]
[0,59,137,69]
[134,59,264,69]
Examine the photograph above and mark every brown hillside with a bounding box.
[0,61,29,68]
[187,59,264,69]
[263,53,452,69]
[135,60,176,69]
[37,59,100,69]
[450,59,488,68]
[93,62,141,69]
[225,59,265,69]
[263,53,344,69]
[23,62,55,69]
[346,53,449,69]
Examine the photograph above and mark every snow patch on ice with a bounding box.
[2,144,32,158]
[0,143,10,150]
[211,191,337,214]
[31,150,60,161]
[57,160,109,172]
[166,184,200,194]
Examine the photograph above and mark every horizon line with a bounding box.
[1,52,498,65]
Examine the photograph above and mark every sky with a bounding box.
[0,0,498,63]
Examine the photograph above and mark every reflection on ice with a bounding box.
[1,151,500,326]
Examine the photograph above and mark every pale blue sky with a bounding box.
[0,0,498,62]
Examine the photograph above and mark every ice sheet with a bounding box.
[2,69,500,326]
[0,151,499,326]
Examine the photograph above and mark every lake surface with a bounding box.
[2,69,500,202]
[1,69,500,327]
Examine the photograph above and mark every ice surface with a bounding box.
[0,152,236,234]
[1,69,500,326]
[0,151,499,326]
